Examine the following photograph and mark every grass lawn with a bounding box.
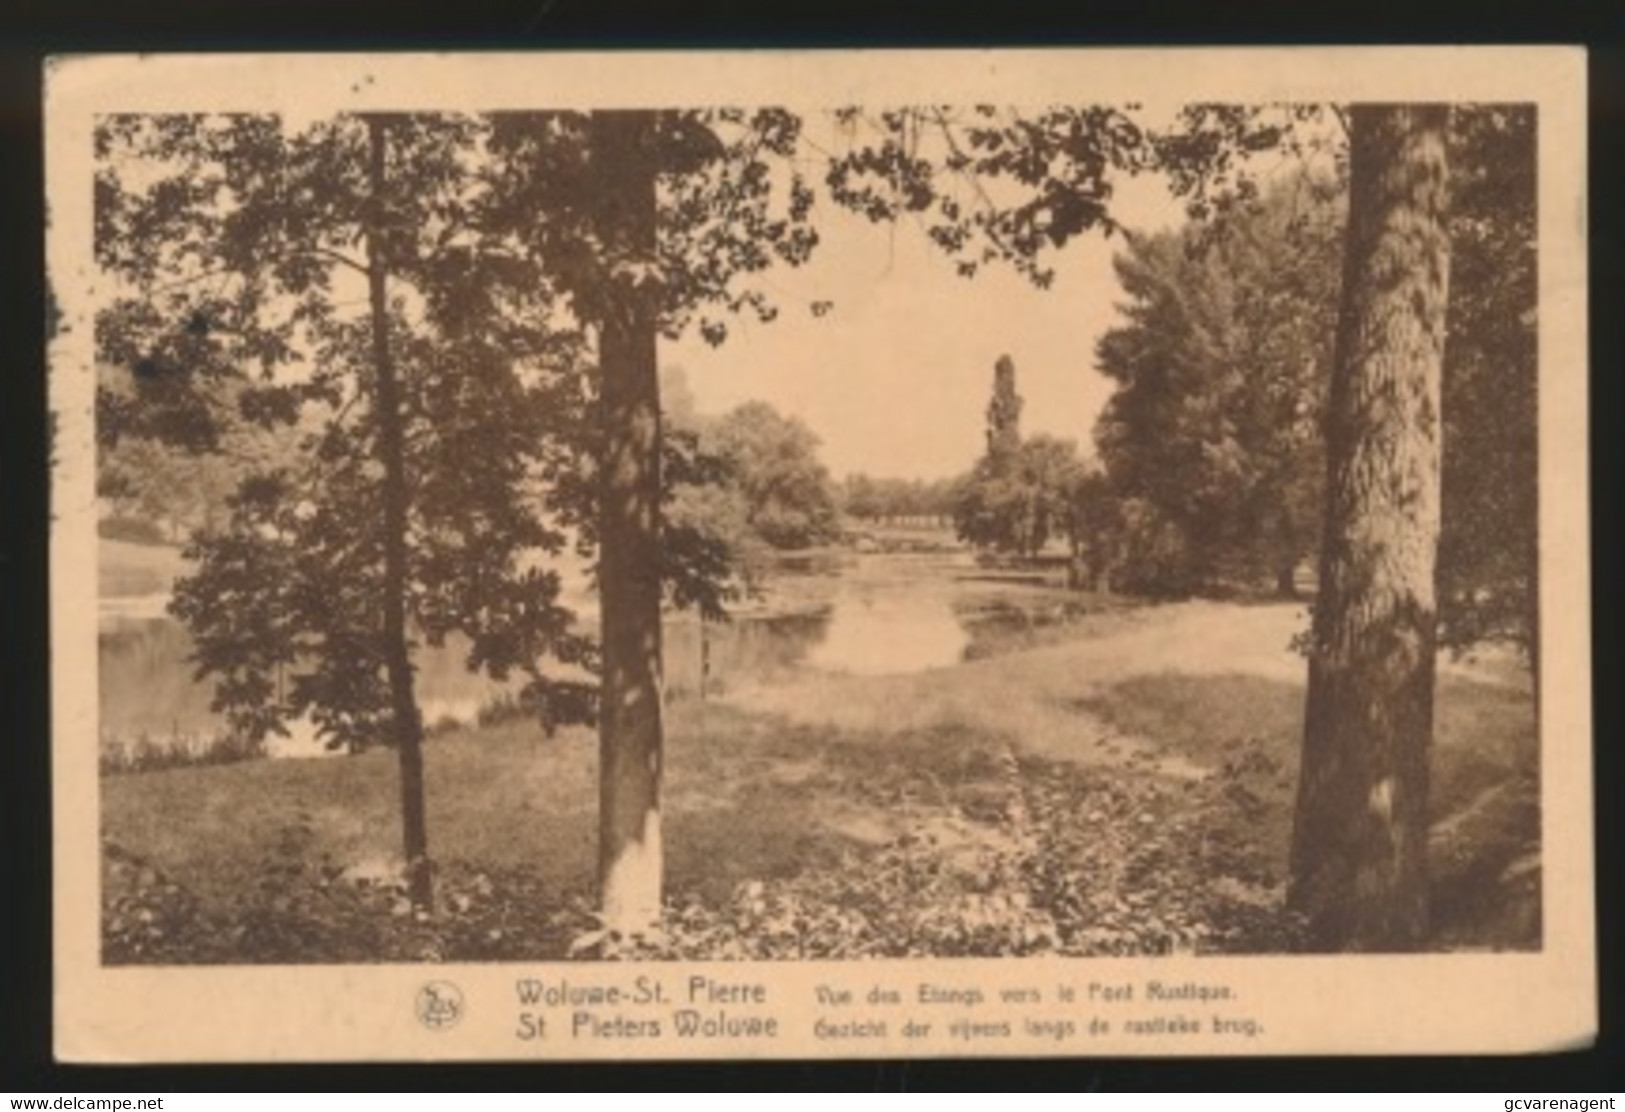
[102,701,997,910]
[1075,670,1540,946]
[101,600,1541,959]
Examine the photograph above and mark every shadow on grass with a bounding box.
[662,705,1013,902]
[101,667,1540,961]
[1072,670,1541,950]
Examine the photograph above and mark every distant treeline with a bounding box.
[941,122,1535,656]
[836,473,960,528]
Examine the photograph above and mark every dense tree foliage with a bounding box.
[1092,174,1342,595]
[1088,103,1539,949]
[706,401,841,550]
[1437,106,1537,654]
[96,419,269,543]
[952,355,1095,562]
[838,473,958,527]
[984,354,1024,459]
[1090,109,1536,642]
[483,109,829,931]
[823,106,1154,288]
[957,435,1092,562]
[95,113,598,906]
[491,103,1230,930]
[956,354,1029,555]
[663,388,842,558]
[94,97,1538,952]
[96,107,830,926]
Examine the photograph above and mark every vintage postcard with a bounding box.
[48,47,1591,1061]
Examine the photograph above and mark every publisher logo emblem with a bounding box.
[416,980,465,1030]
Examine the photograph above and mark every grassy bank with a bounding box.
[101,600,1539,962]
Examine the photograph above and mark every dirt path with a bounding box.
[726,599,1528,771]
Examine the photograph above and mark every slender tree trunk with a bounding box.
[1289,105,1451,951]
[364,114,432,910]
[1276,563,1299,599]
[592,111,666,934]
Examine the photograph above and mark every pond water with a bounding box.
[99,551,1100,760]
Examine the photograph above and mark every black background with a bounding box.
[2,0,1620,1093]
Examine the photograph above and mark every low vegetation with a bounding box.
[99,729,263,776]
[102,604,1536,963]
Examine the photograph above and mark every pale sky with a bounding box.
[667,172,1186,481]
[97,103,1196,484]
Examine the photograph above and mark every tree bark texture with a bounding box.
[591,111,666,934]
[1289,105,1451,951]
[364,114,433,910]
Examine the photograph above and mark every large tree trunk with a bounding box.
[364,114,432,910]
[591,111,666,934]
[1289,105,1451,951]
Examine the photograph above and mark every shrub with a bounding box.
[100,729,265,776]
[102,826,590,965]
[573,754,1306,961]
[103,745,1310,964]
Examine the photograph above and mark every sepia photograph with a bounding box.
[48,48,1592,1060]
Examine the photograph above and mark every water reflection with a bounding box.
[664,607,833,699]
[99,616,220,743]
[98,614,514,760]
[955,596,1107,661]
[807,589,969,675]
[98,554,1096,759]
